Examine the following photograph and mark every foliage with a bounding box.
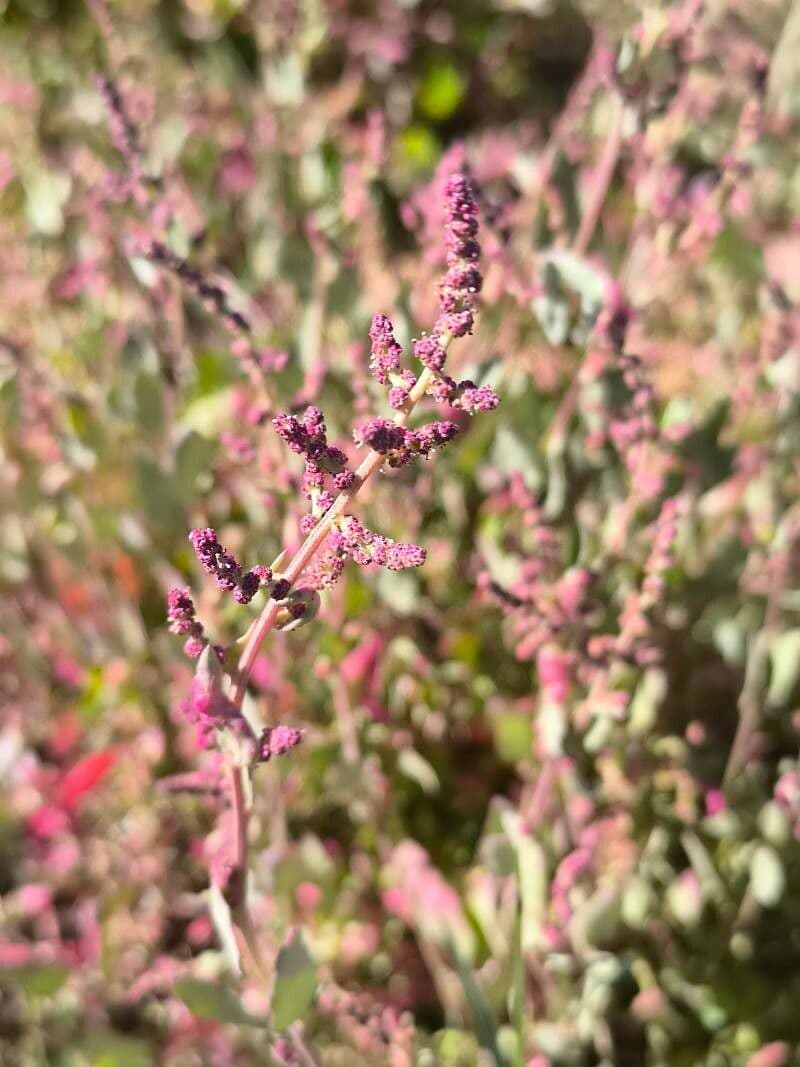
[2,0,800,1064]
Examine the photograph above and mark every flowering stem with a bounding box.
[222,366,436,1004]
[229,366,435,710]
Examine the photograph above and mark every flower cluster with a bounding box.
[273,406,355,528]
[439,172,482,334]
[352,415,459,466]
[166,586,207,658]
[410,173,500,413]
[368,314,416,409]
[308,516,426,591]
[188,528,271,605]
[367,313,402,385]
[259,724,305,762]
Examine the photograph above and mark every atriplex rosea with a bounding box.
[166,170,498,1003]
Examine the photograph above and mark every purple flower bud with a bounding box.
[167,586,197,635]
[354,417,408,454]
[302,463,325,496]
[333,469,356,491]
[272,412,309,454]
[440,310,475,337]
[369,313,403,385]
[271,578,291,601]
[439,266,482,309]
[233,569,261,604]
[302,405,326,437]
[444,172,479,225]
[183,636,206,658]
[319,446,348,474]
[387,542,426,570]
[430,375,457,404]
[445,235,481,266]
[300,514,317,535]
[188,528,243,590]
[455,381,500,413]
[370,536,391,566]
[413,335,447,372]
[259,724,305,762]
[410,420,460,457]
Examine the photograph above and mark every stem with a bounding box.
[223,365,436,1011]
[724,526,789,786]
[230,764,249,877]
[723,628,771,786]
[571,93,624,256]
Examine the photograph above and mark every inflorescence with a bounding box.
[167,169,499,756]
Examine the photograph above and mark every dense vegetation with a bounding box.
[2,1,800,1063]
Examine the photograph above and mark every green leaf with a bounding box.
[174,430,216,499]
[417,62,465,121]
[541,249,606,310]
[490,427,541,483]
[711,224,764,286]
[397,125,439,171]
[25,171,71,236]
[492,712,533,763]
[271,929,316,1031]
[532,286,570,345]
[79,1031,154,1067]
[175,978,268,1027]
[500,810,547,953]
[134,372,165,435]
[449,941,508,1067]
[9,963,68,998]
[767,629,800,706]
[750,845,785,908]
[768,0,800,116]
[136,455,185,535]
[397,749,440,794]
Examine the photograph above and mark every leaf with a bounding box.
[397,125,439,171]
[417,62,465,121]
[266,54,304,106]
[133,372,164,435]
[750,845,785,908]
[500,810,547,952]
[767,629,800,707]
[271,929,316,1031]
[136,455,185,535]
[711,224,764,286]
[25,171,71,236]
[10,963,69,998]
[449,941,508,1067]
[490,427,541,483]
[541,249,607,310]
[532,284,570,345]
[208,883,241,973]
[768,0,800,116]
[492,712,533,763]
[397,749,440,794]
[175,978,268,1027]
[174,430,216,499]
[79,1031,154,1067]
